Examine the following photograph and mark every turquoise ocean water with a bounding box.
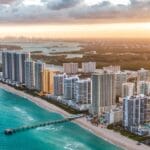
[0,89,122,150]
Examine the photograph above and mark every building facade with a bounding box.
[123,95,150,129]
[2,51,30,83]
[82,62,96,73]
[54,73,67,96]
[137,68,150,81]
[64,76,79,100]
[42,69,56,94]
[63,63,78,74]
[25,59,35,89]
[75,78,91,104]
[35,61,46,91]
[115,72,128,97]
[122,82,135,97]
[91,72,116,115]
[137,81,150,96]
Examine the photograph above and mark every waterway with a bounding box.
[0,89,122,150]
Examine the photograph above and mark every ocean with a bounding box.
[0,89,122,150]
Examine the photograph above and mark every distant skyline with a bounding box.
[0,0,150,39]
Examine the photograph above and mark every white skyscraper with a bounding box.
[137,81,150,96]
[75,78,91,104]
[63,63,78,74]
[82,62,96,73]
[115,72,128,97]
[35,61,46,91]
[25,59,35,89]
[122,82,135,97]
[123,95,150,129]
[2,51,30,83]
[137,68,150,81]
[91,72,116,115]
[54,73,67,96]
[64,76,79,100]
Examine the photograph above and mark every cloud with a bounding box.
[0,0,16,4]
[45,0,82,10]
[0,0,150,24]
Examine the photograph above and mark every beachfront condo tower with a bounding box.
[63,63,78,74]
[137,81,150,96]
[42,69,56,94]
[91,72,116,115]
[35,61,46,91]
[82,62,96,73]
[122,82,135,98]
[25,59,35,89]
[75,78,91,104]
[54,73,67,96]
[123,95,150,130]
[64,76,79,100]
[2,51,31,84]
[115,72,128,97]
[137,68,150,81]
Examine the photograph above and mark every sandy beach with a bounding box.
[0,82,149,150]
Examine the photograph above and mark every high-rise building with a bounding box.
[115,72,127,97]
[21,52,31,83]
[35,61,46,91]
[64,76,79,100]
[63,63,78,74]
[7,52,15,81]
[2,51,30,83]
[75,78,91,104]
[54,73,67,96]
[42,69,56,94]
[25,59,35,89]
[137,68,150,81]
[123,95,150,129]
[103,65,120,73]
[2,51,8,79]
[15,53,23,83]
[82,62,96,73]
[137,81,150,96]
[91,72,116,115]
[122,82,135,97]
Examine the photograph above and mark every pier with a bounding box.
[4,114,84,135]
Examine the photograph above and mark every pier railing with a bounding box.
[4,114,84,135]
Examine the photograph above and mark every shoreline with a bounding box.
[0,82,149,150]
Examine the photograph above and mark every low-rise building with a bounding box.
[104,108,123,125]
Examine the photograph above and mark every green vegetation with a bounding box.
[0,44,22,50]
[107,123,150,142]
[32,39,150,70]
[49,50,84,55]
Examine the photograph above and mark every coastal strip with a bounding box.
[0,82,149,150]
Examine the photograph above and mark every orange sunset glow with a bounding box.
[0,0,150,39]
[0,23,150,39]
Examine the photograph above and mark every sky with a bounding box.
[0,0,150,39]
